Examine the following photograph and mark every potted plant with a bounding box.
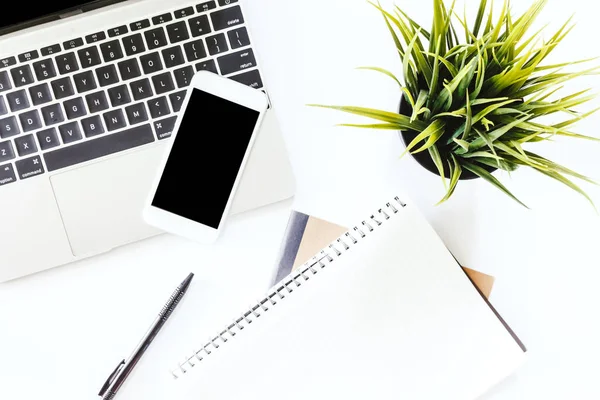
[312,0,599,207]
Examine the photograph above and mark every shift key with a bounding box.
[16,155,45,180]
[217,48,256,76]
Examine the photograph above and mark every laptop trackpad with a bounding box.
[50,145,165,257]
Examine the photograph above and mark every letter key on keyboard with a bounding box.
[14,134,37,156]
[7,90,29,112]
[29,83,52,106]
[19,110,42,132]
[0,140,15,162]
[37,128,60,150]
[0,116,20,138]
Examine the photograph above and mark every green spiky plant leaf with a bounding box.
[310,0,600,207]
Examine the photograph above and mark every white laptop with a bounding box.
[0,0,295,282]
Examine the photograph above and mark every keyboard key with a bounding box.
[229,69,263,88]
[96,64,119,87]
[36,128,60,150]
[0,71,11,92]
[18,50,40,63]
[175,7,195,18]
[0,96,6,115]
[147,96,170,118]
[152,72,175,95]
[188,15,211,37]
[63,38,84,50]
[228,27,250,49]
[0,57,17,69]
[130,78,153,101]
[108,84,131,107]
[140,52,163,74]
[125,102,149,125]
[0,116,19,138]
[122,34,146,56]
[64,97,87,119]
[81,115,105,137]
[85,31,106,44]
[6,90,29,112]
[195,59,217,73]
[0,140,15,162]
[174,66,194,88]
[145,28,168,51]
[0,163,16,186]
[108,25,128,37]
[41,44,61,56]
[211,6,244,31]
[41,103,65,126]
[167,21,190,44]
[152,13,173,25]
[118,59,141,81]
[197,1,216,12]
[86,91,110,113]
[14,134,37,156]
[218,48,256,75]
[18,110,42,132]
[218,0,238,5]
[59,121,83,144]
[130,19,150,31]
[51,77,75,100]
[73,70,97,93]
[56,52,79,74]
[10,65,34,87]
[77,47,102,69]
[45,124,154,171]
[184,40,207,62]
[103,109,127,131]
[169,90,186,112]
[206,33,228,55]
[29,83,52,106]
[100,40,124,62]
[32,59,57,81]
[153,116,177,140]
[162,46,185,68]
[16,155,44,180]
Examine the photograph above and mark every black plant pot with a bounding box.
[398,97,493,180]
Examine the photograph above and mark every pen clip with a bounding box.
[98,359,125,397]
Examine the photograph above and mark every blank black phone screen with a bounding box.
[152,89,259,229]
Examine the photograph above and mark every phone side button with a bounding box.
[153,116,177,140]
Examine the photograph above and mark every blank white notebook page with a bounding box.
[174,201,525,399]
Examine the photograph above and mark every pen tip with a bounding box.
[181,272,194,288]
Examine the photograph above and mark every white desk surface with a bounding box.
[2,0,600,399]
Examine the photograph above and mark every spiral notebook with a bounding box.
[172,197,526,399]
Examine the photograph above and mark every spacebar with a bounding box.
[44,124,155,172]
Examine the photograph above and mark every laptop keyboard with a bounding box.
[0,0,263,186]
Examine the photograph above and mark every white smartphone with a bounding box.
[144,71,269,243]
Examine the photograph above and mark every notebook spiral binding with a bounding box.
[171,196,407,379]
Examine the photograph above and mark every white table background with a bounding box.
[2,0,600,398]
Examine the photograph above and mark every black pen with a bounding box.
[99,272,194,400]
